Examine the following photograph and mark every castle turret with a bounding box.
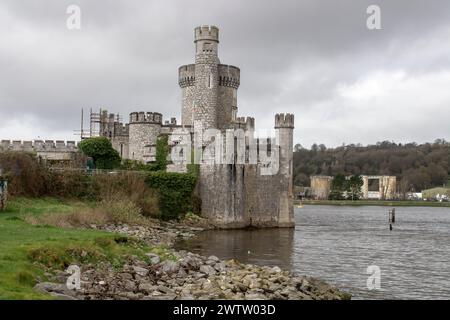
[179,26,240,130]
[275,113,295,227]
[193,26,220,129]
[128,112,162,162]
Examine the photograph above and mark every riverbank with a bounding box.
[296,199,450,207]
[0,197,350,300]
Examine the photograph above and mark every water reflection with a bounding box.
[177,228,295,270]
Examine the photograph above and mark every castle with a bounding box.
[99,26,295,228]
[1,26,295,228]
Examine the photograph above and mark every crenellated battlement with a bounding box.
[275,113,295,129]
[113,122,129,136]
[218,64,240,89]
[129,112,163,124]
[178,64,196,88]
[0,140,77,152]
[194,25,219,43]
[233,117,255,131]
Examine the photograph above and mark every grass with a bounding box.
[0,197,160,300]
[297,199,450,207]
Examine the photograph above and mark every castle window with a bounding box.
[208,73,213,88]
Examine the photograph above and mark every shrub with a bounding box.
[78,137,121,169]
[92,172,159,218]
[0,152,47,197]
[145,171,197,220]
[100,199,146,225]
[45,170,93,199]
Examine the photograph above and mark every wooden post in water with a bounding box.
[388,208,396,230]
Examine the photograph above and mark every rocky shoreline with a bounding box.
[34,221,351,300]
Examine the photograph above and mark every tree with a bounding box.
[78,137,121,170]
[346,175,363,200]
[293,140,450,191]
[329,173,346,200]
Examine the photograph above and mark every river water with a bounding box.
[175,205,450,299]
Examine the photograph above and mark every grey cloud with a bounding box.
[0,0,449,147]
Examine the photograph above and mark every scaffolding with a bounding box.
[74,108,102,139]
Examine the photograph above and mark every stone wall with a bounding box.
[198,113,295,228]
[0,140,79,162]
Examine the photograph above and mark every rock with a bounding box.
[214,262,226,272]
[157,285,174,294]
[271,266,282,273]
[145,253,161,265]
[146,294,177,300]
[49,292,78,300]
[34,282,78,298]
[34,282,69,294]
[245,293,266,300]
[180,256,201,270]
[132,266,149,277]
[119,273,133,281]
[123,280,137,292]
[139,283,156,293]
[160,260,180,274]
[199,265,216,276]
[177,268,188,278]
[208,255,219,262]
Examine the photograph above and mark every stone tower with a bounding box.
[179,25,240,130]
[275,113,295,227]
[128,112,162,162]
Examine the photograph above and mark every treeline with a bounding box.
[293,140,450,192]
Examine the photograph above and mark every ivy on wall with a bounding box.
[145,171,197,220]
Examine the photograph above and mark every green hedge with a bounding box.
[145,171,197,220]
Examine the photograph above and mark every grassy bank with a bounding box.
[0,197,156,300]
[296,199,450,207]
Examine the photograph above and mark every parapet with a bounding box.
[0,140,78,152]
[178,64,196,88]
[194,25,219,43]
[233,117,255,131]
[275,113,294,129]
[218,64,240,89]
[129,112,163,124]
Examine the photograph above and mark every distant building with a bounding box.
[310,176,333,200]
[310,175,397,200]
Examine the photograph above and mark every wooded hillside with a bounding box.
[293,140,450,192]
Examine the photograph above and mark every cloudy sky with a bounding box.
[0,0,449,148]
